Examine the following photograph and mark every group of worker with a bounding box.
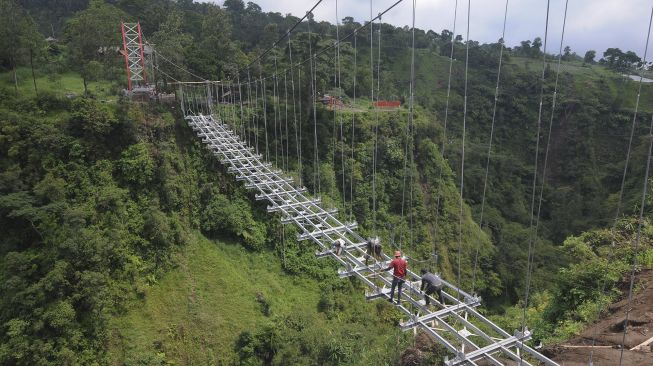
[330,237,446,307]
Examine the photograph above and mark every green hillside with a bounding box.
[109,233,410,365]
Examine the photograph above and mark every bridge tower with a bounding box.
[120,22,147,91]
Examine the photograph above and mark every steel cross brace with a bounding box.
[446,332,533,366]
[297,223,358,241]
[255,188,307,201]
[227,163,272,174]
[222,155,264,165]
[236,170,283,181]
[245,177,294,190]
[400,301,482,331]
[282,208,337,225]
[267,198,321,213]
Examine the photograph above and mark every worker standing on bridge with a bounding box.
[420,268,445,306]
[385,250,407,305]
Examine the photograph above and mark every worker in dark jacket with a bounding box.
[365,236,383,265]
[420,268,445,306]
[384,251,407,304]
[331,238,345,256]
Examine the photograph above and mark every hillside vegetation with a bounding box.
[2,0,653,365]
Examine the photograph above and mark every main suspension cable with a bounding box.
[231,0,324,80]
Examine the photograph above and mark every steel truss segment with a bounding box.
[297,222,358,241]
[446,333,533,366]
[235,169,283,181]
[400,301,481,331]
[244,171,292,183]
[229,165,271,175]
[338,260,390,278]
[283,208,338,225]
[245,177,294,190]
[183,113,558,366]
[195,130,243,144]
[221,155,263,164]
[267,198,321,212]
[255,187,307,201]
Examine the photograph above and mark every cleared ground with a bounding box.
[546,270,653,365]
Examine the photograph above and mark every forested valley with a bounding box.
[1,0,653,365]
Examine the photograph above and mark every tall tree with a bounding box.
[21,16,44,95]
[602,47,623,69]
[531,37,542,57]
[0,0,44,93]
[198,4,234,78]
[562,45,571,60]
[151,10,193,83]
[64,0,126,94]
[583,50,596,64]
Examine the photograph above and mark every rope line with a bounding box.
[472,0,510,294]
[617,7,653,366]
[284,70,290,172]
[620,116,653,365]
[232,0,324,79]
[457,0,472,301]
[520,0,552,356]
[260,61,270,161]
[143,35,207,82]
[432,0,458,260]
[273,56,280,168]
[371,6,382,234]
[408,0,416,251]
[308,17,321,194]
[246,69,253,147]
[254,77,260,154]
[298,67,304,186]
[400,0,417,251]
[587,17,653,362]
[334,0,346,212]
[288,33,302,186]
[350,30,358,222]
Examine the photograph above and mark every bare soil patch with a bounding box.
[545,270,653,365]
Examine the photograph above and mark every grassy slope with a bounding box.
[0,67,117,100]
[108,232,408,365]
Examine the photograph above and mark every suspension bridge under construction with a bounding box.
[182,109,558,366]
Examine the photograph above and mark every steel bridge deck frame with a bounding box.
[186,113,558,366]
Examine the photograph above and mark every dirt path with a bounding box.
[545,270,653,365]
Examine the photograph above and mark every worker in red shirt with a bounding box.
[384,250,408,305]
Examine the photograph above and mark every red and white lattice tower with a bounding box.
[120,22,147,91]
